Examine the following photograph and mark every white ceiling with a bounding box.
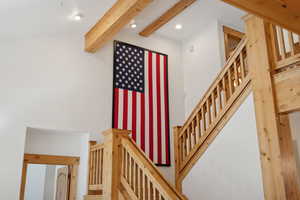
[0,0,245,41]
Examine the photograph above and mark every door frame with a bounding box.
[19,154,80,200]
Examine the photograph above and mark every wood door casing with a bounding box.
[56,167,69,200]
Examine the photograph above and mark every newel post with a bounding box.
[102,129,131,200]
[173,126,183,193]
[244,15,300,200]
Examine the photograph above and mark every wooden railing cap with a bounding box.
[102,128,131,136]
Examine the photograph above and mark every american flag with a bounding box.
[112,41,170,166]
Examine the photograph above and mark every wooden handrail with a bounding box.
[174,37,251,187]
[120,136,187,200]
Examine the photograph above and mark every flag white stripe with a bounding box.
[127,91,132,131]
[152,52,158,163]
[118,89,124,129]
[136,92,141,147]
[144,51,150,157]
[160,55,166,164]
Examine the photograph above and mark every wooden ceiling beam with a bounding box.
[222,0,300,35]
[139,0,197,37]
[85,0,153,53]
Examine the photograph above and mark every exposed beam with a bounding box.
[85,0,153,53]
[222,0,300,35]
[139,0,197,37]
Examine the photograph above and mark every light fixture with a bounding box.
[74,14,83,21]
[175,24,183,30]
[131,23,137,29]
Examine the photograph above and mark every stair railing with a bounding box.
[173,37,251,189]
[88,143,105,191]
[86,129,186,200]
[269,24,300,72]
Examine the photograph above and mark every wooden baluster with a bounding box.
[183,132,187,158]
[131,157,134,189]
[201,106,206,132]
[180,136,184,163]
[135,163,139,196]
[217,83,222,112]
[127,152,130,182]
[93,150,96,185]
[123,148,126,180]
[206,99,212,126]
[140,169,144,200]
[212,90,217,120]
[89,150,93,185]
[239,53,246,79]
[228,67,234,95]
[196,112,201,139]
[187,126,192,155]
[145,176,149,200]
[278,27,286,59]
[100,148,103,184]
[270,24,281,62]
[288,31,295,56]
[192,119,197,146]
[234,62,239,88]
[222,76,228,104]
[96,149,99,185]
[150,181,154,200]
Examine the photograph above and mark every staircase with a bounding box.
[173,37,251,188]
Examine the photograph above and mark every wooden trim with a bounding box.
[24,154,80,165]
[223,26,244,39]
[19,163,28,200]
[222,0,300,35]
[85,0,153,52]
[139,0,197,37]
[20,154,80,200]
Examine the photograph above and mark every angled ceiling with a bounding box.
[0,0,245,41]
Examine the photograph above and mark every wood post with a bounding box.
[102,129,131,200]
[173,126,182,192]
[244,15,300,200]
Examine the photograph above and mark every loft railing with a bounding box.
[269,24,300,71]
[85,129,186,200]
[88,143,104,191]
[173,38,252,189]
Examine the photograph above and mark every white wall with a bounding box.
[182,21,223,117]
[24,164,46,200]
[182,95,264,200]
[25,128,89,200]
[0,30,184,199]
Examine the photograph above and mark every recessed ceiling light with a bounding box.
[175,24,183,30]
[74,14,83,21]
[131,23,137,29]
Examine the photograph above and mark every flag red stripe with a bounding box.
[156,54,162,163]
[114,88,119,128]
[132,91,137,141]
[164,56,170,165]
[123,90,128,129]
[148,52,154,161]
[141,93,145,151]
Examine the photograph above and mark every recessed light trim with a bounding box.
[131,23,137,29]
[175,24,183,30]
[74,14,83,21]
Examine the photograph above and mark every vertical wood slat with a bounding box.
[217,83,222,111]
[222,76,228,103]
[206,99,212,125]
[234,62,239,87]
[278,27,286,59]
[270,24,281,62]
[212,90,217,119]
[228,67,233,95]
[240,53,246,78]
[288,32,295,56]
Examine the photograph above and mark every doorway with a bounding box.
[19,154,80,200]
